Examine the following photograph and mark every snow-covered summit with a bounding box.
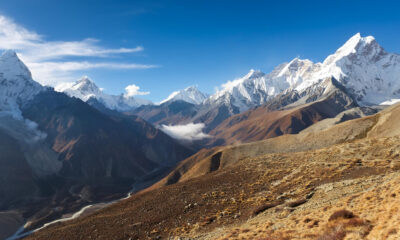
[0,50,43,115]
[0,50,33,80]
[206,33,400,112]
[58,76,152,111]
[58,76,103,102]
[160,86,208,105]
[205,69,282,112]
[295,33,400,104]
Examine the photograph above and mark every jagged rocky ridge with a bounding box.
[134,33,400,133]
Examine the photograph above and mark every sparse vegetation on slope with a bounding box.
[25,103,400,240]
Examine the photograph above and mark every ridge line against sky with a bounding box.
[0,0,399,102]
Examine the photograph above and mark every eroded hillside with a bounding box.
[25,103,400,240]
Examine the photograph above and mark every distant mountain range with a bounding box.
[130,33,400,135]
[56,76,152,111]
[2,32,400,239]
[0,50,192,238]
[29,89,400,240]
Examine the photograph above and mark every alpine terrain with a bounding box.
[1,27,400,240]
[14,32,400,240]
[134,33,400,136]
[0,51,192,239]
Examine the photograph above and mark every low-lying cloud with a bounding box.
[160,123,210,141]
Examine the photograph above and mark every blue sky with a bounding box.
[0,0,399,102]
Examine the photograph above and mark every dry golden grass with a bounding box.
[26,103,400,240]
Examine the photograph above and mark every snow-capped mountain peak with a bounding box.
[0,50,43,115]
[307,33,399,104]
[205,33,400,113]
[244,69,264,79]
[323,33,384,67]
[74,76,98,91]
[160,86,208,105]
[63,76,103,101]
[206,69,282,112]
[214,69,265,96]
[0,50,33,81]
[59,76,153,111]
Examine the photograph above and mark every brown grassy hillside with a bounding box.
[25,103,400,240]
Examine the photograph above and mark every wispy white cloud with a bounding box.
[28,61,158,86]
[0,15,156,86]
[0,15,41,49]
[124,84,150,97]
[19,40,144,62]
[160,123,210,142]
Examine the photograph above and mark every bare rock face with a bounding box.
[22,90,193,181]
[205,77,358,146]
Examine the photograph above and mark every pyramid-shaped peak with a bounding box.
[0,50,32,80]
[1,50,18,59]
[336,33,380,55]
[161,85,208,105]
[77,75,94,84]
[323,33,384,66]
[72,76,101,93]
[245,69,264,79]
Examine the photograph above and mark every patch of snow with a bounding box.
[57,76,153,111]
[160,86,208,105]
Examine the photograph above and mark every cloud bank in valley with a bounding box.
[160,123,210,141]
[0,15,156,87]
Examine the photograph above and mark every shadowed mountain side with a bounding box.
[22,90,193,182]
[131,100,199,126]
[206,77,358,146]
[25,102,400,240]
[152,102,397,188]
[0,130,39,210]
[0,90,196,236]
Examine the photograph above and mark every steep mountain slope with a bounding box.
[138,34,400,133]
[131,100,199,126]
[0,50,43,112]
[153,100,391,188]
[0,129,39,210]
[22,90,192,180]
[25,102,400,240]
[0,50,194,239]
[207,77,358,146]
[205,33,400,112]
[160,86,208,105]
[57,76,152,111]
